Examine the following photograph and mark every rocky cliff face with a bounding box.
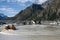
[41,0,60,20]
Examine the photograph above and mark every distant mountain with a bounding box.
[0,13,8,20]
[7,0,60,22]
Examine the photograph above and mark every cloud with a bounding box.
[8,0,47,6]
[0,0,47,4]
[0,7,18,14]
[5,0,34,3]
[36,0,47,4]
[17,0,36,3]
[17,0,29,3]
[0,0,47,6]
[0,7,18,17]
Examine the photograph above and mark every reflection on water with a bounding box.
[0,25,60,40]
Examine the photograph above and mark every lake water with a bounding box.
[0,25,60,40]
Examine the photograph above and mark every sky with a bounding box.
[0,0,47,17]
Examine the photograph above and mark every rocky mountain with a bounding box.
[8,0,60,22]
[0,13,8,20]
[12,4,44,21]
[41,0,60,20]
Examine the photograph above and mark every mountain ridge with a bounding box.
[12,4,44,21]
[6,0,60,22]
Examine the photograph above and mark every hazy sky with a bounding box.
[0,0,47,17]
